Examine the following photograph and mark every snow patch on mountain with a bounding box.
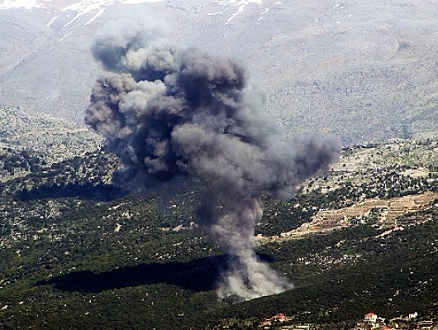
[207,0,263,25]
[62,1,112,27]
[0,0,163,11]
[0,0,262,12]
[1,0,266,26]
[0,0,41,10]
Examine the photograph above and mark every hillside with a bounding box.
[0,110,437,329]
[1,0,438,144]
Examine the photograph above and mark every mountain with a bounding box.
[0,111,437,329]
[0,0,437,144]
[0,2,437,329]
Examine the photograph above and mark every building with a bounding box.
[260,313,289,328]
[364,313,378,325]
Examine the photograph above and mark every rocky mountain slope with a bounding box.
[0,0,437,144]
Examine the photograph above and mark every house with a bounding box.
[408,312,418,319]
[259,313,289,328]
[364,313,378,324]
[271,313,288,322]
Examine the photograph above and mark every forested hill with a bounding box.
[0,110,437,329]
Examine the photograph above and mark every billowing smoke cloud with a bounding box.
[85,18,340,301]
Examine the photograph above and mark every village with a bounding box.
[352,312,437,330]
[258,312,438,330]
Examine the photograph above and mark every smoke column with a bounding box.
[85,18,340,301]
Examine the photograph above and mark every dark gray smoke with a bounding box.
[85,19,340,301]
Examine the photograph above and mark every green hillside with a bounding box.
[0,113,437,329]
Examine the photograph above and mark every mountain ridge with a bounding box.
[1,0,437,144]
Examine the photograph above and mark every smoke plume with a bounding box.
[85,19,340,301]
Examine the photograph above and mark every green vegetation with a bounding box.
[0,135,437,329]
